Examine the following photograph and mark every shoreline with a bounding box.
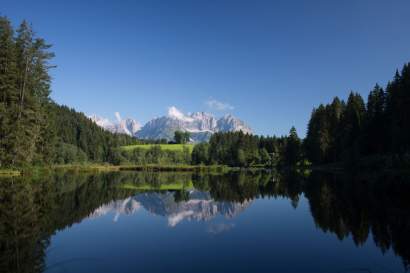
[1,164,238,176]
[1,163,408,178]
[0,170,21,177]
[52,164,233,172]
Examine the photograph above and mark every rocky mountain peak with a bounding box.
[90,107,252,142]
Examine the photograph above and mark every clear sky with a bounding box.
[2,0,410,136]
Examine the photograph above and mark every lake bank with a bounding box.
[0,169,21,177]
[4,161,409,178]
[8,164,238,176]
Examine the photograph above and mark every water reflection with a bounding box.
[0,170,409,272]
[92,190,251,226]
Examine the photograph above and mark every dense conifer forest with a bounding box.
[304,64,410,169]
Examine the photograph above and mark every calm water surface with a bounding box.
[1,171,409,273]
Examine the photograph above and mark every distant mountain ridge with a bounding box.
[89,112,141,137]
[89,107,252,142]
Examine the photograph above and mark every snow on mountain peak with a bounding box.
[115,112,122,123]
[167,106,194,122]
[90,108,252,141]
[89,113,141,136]
[89,115,114,128]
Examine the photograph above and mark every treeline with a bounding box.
[304,63,410,168]
[0,17,135,167]
[113,146,192,165]
[196,62,410,169]
[50,103,136,164]
[191,129,304,167]
[110,129,303,168]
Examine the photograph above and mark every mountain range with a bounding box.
[89,107,252,142]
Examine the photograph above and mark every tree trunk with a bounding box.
[18,56,29,120]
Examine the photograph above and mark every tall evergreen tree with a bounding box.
[9,20,55,165]
[339,92,366,162]
[283,127,301,166]
[305,105,330,164]
[327,97,344,162]
[0,17,19,167]
[364,84,386,155]
[386,66,410,154]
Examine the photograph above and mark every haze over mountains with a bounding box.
[89,106,252,142]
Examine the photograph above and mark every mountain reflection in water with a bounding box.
[0,170,409,273]
[90,190,251,226]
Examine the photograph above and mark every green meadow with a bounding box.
[121,144,195,153]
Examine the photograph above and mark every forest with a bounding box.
[304,64,410,169]
[1,17,409,170]
[195,62,410,169]
[0,17,135,168]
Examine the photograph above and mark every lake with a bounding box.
[0,170,409,273]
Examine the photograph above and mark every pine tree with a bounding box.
[400,64,410,153]
[385,65,410,154]
[8,21,55,165]
[365,84,386,155]
[283,127,301,166]
[339,92,366,162]
[385,70,402,154]
[327,97,344,162]
[305,105,330,164]
[191,143,209,164]
[0,17,19,167]
[237,149,246,167]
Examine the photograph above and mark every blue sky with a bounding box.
[3,0,410,136]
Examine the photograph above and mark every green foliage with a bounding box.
[0,17,55,167]
[191,142,210,164]
[259,148,271,166]
[0,17,136,168]
[174,130,190,144]
[364,84,386,155]
[50,103,135,163]
[304,98,345,164]
[54,143,88,164]
[283,127,302,166]
[196,131,300,168]
[119,145,192,165]
[305,63,410,167]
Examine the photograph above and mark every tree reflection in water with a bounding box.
[0,170,409,272]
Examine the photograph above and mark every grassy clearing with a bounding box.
[0,169,21,177]
[121,144,195,153]
[121,181,194,191]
